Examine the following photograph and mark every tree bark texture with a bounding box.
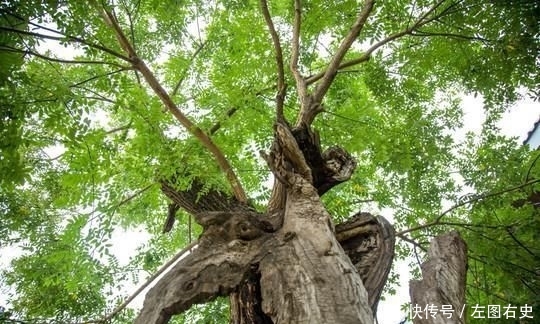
[258,175,373,324]
[137,123,395,324]
[409,231,468,324]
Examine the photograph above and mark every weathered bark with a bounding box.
[161,179,243,216]
[140,122,395,324]
[409,231,468,324]
[336,212,395,314]
[258,176,373,323]
[134,210,274,324]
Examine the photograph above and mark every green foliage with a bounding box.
[0,0,539,323]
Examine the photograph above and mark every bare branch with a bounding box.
[260,0,286,122]
[311,0,375,104]
[0,45,128,68]
[0,24,130,62]
[96,6,248,203]
[397,179,540,236]
[290,0,307,105]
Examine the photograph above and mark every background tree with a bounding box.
[0,0,538,323]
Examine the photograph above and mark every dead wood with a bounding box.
[409,231,468,324]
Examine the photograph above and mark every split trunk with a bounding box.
[135,123,396,324]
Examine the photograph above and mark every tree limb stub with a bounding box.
[409,231,468,324]
[264,123,357,213]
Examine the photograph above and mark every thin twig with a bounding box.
[0,25,130,62]
[105,123,131,135]
[209,107,238,135]
[171,40,207,97]
[69,67,132,88]
[411,30,490,42]
[525,151,540,182]
[80,241,198,324]
[0,45,127,67]
[397,179,540,235]
[505,227,537,258]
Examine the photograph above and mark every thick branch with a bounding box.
[260,0,286,121]
[290,0,308,108]
[98,8,247,203]
[134,214,273,324]
[311,0,375,104]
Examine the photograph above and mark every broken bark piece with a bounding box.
[335,212,395,314]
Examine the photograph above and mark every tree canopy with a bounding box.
[0,0,539,323]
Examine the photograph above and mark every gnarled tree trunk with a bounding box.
[135,122,395,324]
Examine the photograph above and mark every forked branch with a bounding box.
[311,0,375,104]
[95,6,247,203]
[307,0,454,85]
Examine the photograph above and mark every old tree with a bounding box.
[1,0,539,323]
